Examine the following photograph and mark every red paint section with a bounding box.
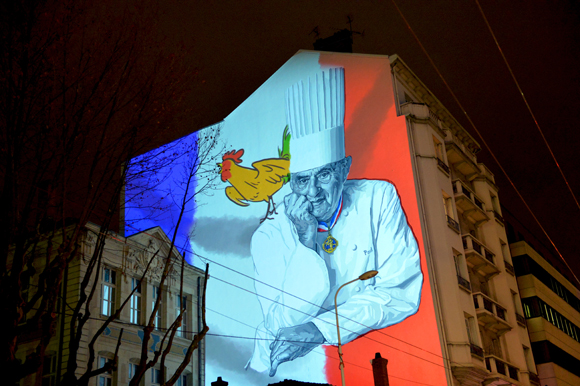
[318,54,447,386]
[222,149,244,163]
[221,159,232,181]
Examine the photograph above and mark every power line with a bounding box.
[475,0,580,214]
[34,226,454,371]
[26,305,438,385]
[115,224,454,368]
[390,0,580,287]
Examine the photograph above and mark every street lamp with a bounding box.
[334,270,379,386]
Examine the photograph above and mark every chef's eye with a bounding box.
[317,171,331,183]
[296,177,309,188]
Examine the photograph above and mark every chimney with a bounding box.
[371,352,389,386]
[211,376,228,386]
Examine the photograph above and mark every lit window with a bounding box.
[152,286,162,329]
[42,355,57,386]
[97,357,112,386]
[101,268,116,316]
[130,278,141,324]
[176,295,187,338]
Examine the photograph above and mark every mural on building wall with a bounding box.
[125,51,447,386]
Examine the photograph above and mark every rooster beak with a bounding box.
[217,163,222,173]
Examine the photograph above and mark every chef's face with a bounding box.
[290,157,352,222]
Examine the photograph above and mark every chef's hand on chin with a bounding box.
[269,322,325,377]
[284,193,317,250]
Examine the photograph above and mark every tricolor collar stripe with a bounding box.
[317,196,343,232]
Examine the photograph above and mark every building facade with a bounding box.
[510,239,580,386]
[391,55,539,386]
[16,222,206,386]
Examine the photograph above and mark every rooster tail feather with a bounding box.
[277,126,291,160]
[278,126,291,184]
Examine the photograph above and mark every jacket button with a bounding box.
[355,287,361,292]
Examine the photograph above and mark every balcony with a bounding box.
[446,215,460,233]
[485,355,519,384]
[462,235,500,279]
[457,275,472,292]
[445,130,480,178]
[453,180,489,225]
[473,292,512,334]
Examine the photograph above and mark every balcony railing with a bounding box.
[504,260,515,276]
[485,356,519,381]
[457,275,471,291]
[470,343,484,358]
[529,372,540,385]
[462,234,500,278]
[473,292,511,333]
[437,158,450,174]
[515,312,526,326]
[447,215,460,233]
[453,180,489,225]
[493,210,504,224]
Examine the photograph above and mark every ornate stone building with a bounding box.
[391,55,539,386]
[16,222,206,386]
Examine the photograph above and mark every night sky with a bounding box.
[158,1,580,280]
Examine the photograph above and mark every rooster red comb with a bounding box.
[222,149,244,164]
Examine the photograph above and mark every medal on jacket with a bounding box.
[318,196,343,254]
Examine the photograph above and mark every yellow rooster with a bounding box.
[218,127,291,222]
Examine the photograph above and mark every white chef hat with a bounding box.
[285,67,345,173]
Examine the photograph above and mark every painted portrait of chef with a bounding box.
[248,68,423,376]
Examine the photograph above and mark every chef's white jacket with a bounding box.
[248,179,422,372]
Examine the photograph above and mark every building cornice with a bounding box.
[390,55,481,155]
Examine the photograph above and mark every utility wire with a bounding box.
[475,0,580,213]
[116,224,455,367]
[52,227,455,371]
[390,0,580,287]
[26,305,437,385]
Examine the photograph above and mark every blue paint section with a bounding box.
[125,131,199,264]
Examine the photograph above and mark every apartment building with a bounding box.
[509,238,580,386]
[15,222,206,386]
[391,55,539,386]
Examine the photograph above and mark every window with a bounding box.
[151,368,161,386]
[443,194,453,219]
[128,362,138,382]
[152,286,162,329]
[433,136,444,161]
[465,316,476,344]
[97,356,112,386]
[176,295,187,338]
[130,278,141,324]
[177,373,188,386]
[443,192,459,232]
[42,355,57,386]
[490,193,500,213]
[101,267,116,316]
